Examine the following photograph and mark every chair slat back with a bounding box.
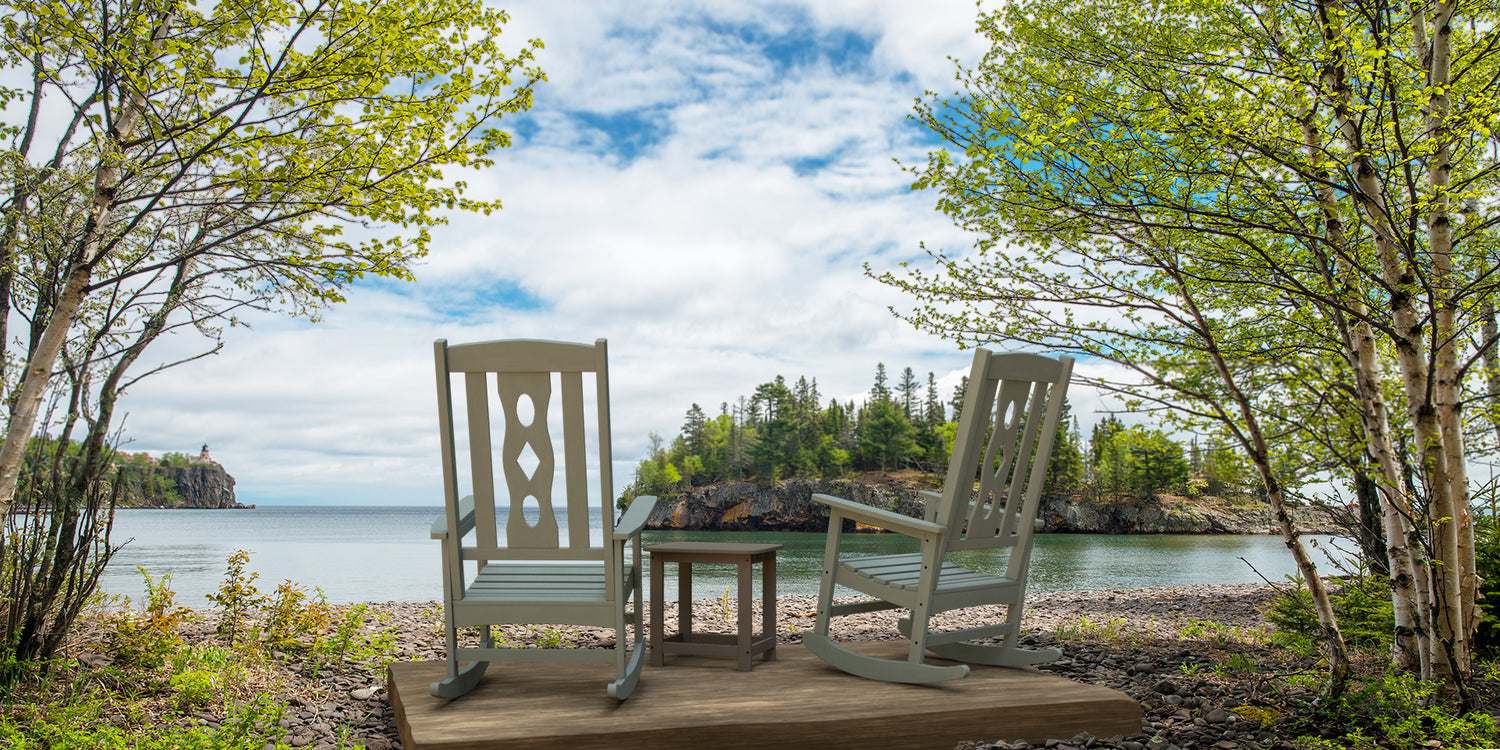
[435,338,612,555]
[939,350,1074,556]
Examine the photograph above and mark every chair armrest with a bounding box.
[431,495,476,540]
[612,495,658,541]
[918,490,942,524]
[812,493,945,541]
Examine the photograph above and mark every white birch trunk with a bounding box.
[0,11,172,518]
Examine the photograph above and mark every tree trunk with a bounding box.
[1483,301,1500,449]
[0,10,173,518]
[1294,82,1428,675]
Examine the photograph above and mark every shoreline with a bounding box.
[72,582,1304,750]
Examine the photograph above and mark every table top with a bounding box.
[645,541,783,556]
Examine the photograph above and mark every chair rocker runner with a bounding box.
[805,348,1074,684]
[428,338,657,700]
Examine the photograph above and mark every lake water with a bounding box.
[97,506,1357,605]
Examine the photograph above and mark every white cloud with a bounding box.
[115,0,1088,507]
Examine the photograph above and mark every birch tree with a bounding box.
[0,0,543,514]
[879,0,1500,701]
[0,0,542,668]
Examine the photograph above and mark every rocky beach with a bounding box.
[62,582,1414,750]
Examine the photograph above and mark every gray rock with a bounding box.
[1206,707,1229,724]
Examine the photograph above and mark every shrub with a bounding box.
[1296,671,1500,750]
[1472,496,1500,658]
[169,669,217,710]
[205,551,265,648]
[262,580,331,650]
[103,568,194,667]
[1265,574,1392,654]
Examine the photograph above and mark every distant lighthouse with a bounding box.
[191,444,214,465]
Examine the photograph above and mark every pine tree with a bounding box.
[925,372,944,427]
[870,363,891,403]
[950,376,969,424]
[898,366,919,420]
[682,404,708,455]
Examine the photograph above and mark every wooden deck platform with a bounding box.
[388,643,1141,750]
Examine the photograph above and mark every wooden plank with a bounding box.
[389,642,1141,750]
[561,371,590,549]
[981,351,1066,384]
[446,339,599,374]
[464,373,498,550]
[499,372,559,549]
[646,542,784,556]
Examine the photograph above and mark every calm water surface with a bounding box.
[98,506,1354,604]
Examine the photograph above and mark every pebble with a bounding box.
[104,582,1359,750]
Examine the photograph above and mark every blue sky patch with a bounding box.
[572,109,672,163]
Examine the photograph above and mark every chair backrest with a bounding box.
[434,338,613,560]
[935,349,1073,573]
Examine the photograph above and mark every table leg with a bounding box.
[650,554,664,667]
[763,552,777,661]
[678,562,693,643]
[737,558,753,671]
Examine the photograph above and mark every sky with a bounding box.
[113,0,1120,506]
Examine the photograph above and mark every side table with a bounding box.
[647,541,782,671]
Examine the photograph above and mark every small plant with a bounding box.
[103,568,194,667]
[1055,616,1128,642]
[527,626,571,649]
[262,580,332,650]
[1178,618,1257,646]
[312,604,401,673]
[169,669,217,710]
[1212,652,1258,677]
[205,550,265,648]
[1178,662,1200,676]
[714,585,734,621]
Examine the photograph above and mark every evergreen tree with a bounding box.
[870,363,891,403]
[858,400,917,474]
[682,403,708,456]
[898,366,919,420]
[925,372,944,427]
[950,376,969,424]
[1044,398,1083,495]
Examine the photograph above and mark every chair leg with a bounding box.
[807,536,967,683]
[906,597,934,667]
[607,641,645,699]
[608,562,646,700]
[897,602,1062,667]
[813,513,842,641]
[804,631,969,684]
[430,659,489,699]
[430,616,490,698]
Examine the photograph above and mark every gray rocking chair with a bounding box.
[805,348,1073,683]
[428,338,656,700]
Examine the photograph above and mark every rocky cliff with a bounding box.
[644,478,1336,535]
[116,462,245,509]
[1037,494,1335,535]
[644,479,925,532]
